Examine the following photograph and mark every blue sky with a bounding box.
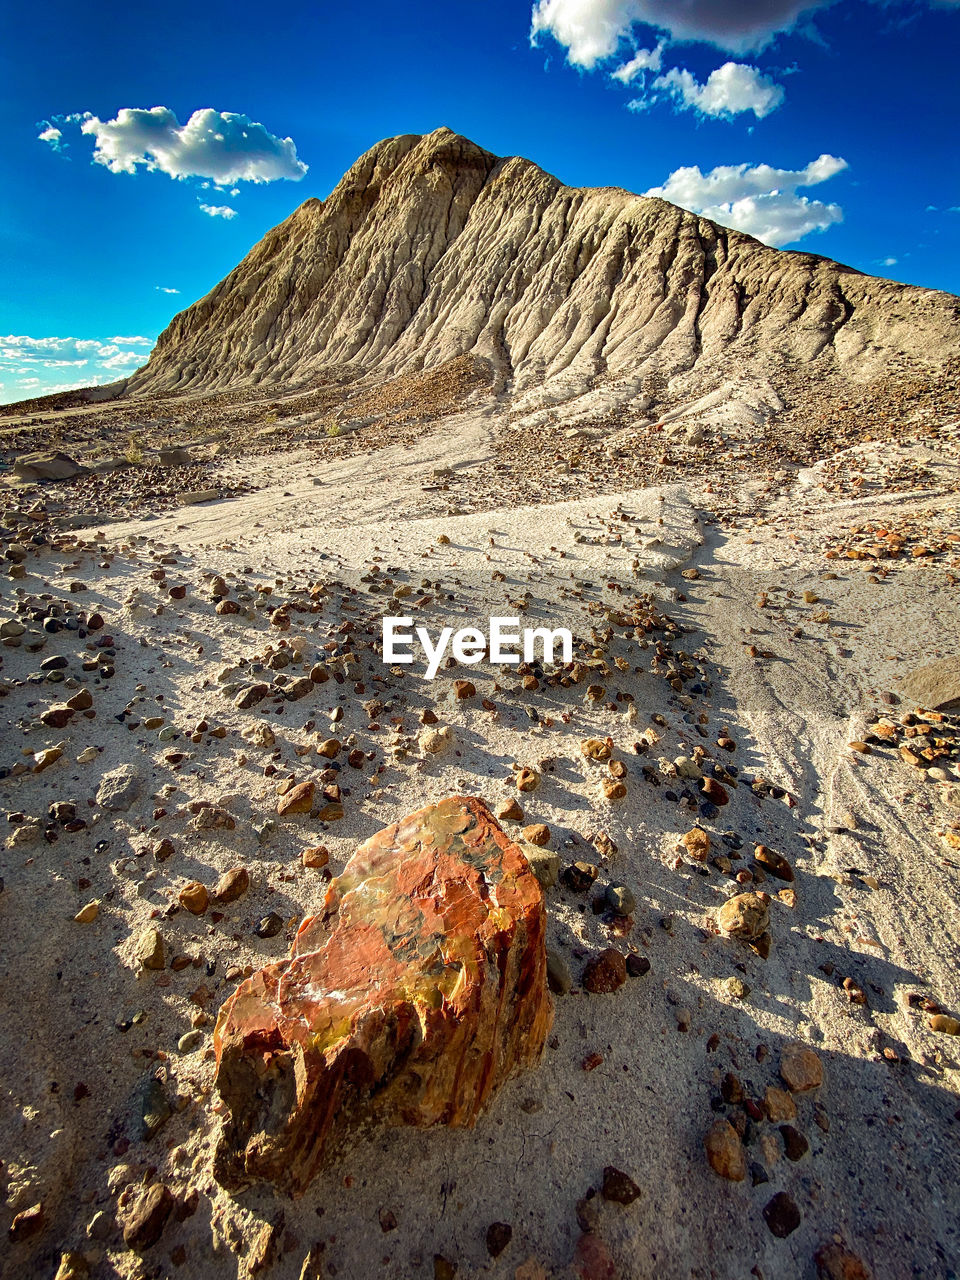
[2,0,957,404]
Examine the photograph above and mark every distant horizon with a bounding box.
[3,0,958,404]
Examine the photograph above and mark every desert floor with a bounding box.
[1,394,959,1280]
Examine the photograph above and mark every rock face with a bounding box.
[125,128,959,412]
[212,796,552,1194]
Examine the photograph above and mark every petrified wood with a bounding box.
[212,795,552,1193]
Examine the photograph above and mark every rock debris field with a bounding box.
[0,387,958,1280]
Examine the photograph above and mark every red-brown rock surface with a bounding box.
[212,796,552,1194]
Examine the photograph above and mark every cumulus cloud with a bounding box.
[199,202,239,219]
[531,0,639,68]
[645,61,786,118]
[0,333,155,403]
[63,106,307,185]
[645,153,847,246]
[532,0,959,61]
[156,286,180,294]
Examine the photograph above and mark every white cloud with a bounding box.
[199,203,239,219]
[612,42,664,80]
[531,0,959,61]
[71,106,307,184]
[0,333,154,403]
[645,153,847,246]
[880,256,898,266]
[37,124,64,151]
[649,61,785,118]
[156,286,180,294]
[531,0,639,68]
[101,351,145,369]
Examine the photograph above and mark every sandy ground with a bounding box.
[1,406,959,1280]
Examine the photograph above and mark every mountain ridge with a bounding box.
[22,128,960,418]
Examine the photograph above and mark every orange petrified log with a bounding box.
[212,796,552,1194]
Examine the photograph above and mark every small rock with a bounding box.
[930,1013,960,1035]
[277,781,315,816]
[523,844,559,889]
[780,1041,823,1092]
[122,1182,175,1251]
[179,882,209,915]
[301,845,330,869]
[701,777,729,806]
[212,866,249,904]
[718,891,769,942]
[762,1191,801,1238]
[814,1241,872,1280]
[704,1119,746,1181]
[255,911,284,938]
[763,1086,797,1122]
[74,900,99,923]
[561,861,599,893]
[722,975,750,1000]
[54,1252,89,1280]
[136,1073,171,1140]
[523,822,551,847]
[235,683,270,710]
[680,828,711,860]
[604,883,635,915]
[192,805,235,831]
[754,844,794,882]
[546,948,572,995]
[601,1166,640,1205]
[780,1124,809,1161]
[97,766,141,811]
[486,1222,513,1257]
[33,746,63,773]
[420,726,453,754]
[136,927,165,970]
[242,722,276,748]
[8,1202,44,1242]
[582,949,627,994]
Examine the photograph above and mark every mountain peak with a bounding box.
[126,130,959,413]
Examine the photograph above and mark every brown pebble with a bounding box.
[601,1166,641,1204]
[212,866,249,904]
[704,1119,746,1181]
[762,1191,801,1238]
[522,823,551,847]
[582,949,627,994]
[780,1040,823,1092]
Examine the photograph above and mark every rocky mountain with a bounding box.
[127,127,959,419]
